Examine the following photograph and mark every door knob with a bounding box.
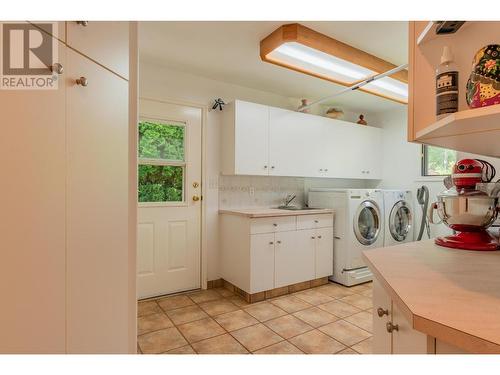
[76,21,89,26]
[377,307,389,317]
[50,63,64,75]
[76,77,88,86]
[192,195,200,202]
[386,322,399,333]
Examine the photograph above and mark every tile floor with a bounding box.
[137,281,373,354]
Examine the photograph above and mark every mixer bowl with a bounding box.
[435,195,499,231]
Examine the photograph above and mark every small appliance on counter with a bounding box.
[429,158,500,251]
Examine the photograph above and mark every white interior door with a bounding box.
[137,99,202,299]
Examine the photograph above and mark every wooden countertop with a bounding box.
[363,240,500,353]
[219,208,334,218]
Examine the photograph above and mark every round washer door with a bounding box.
[354,200,381,246]
[389,201,412,242]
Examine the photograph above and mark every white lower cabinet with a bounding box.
[373,277,428,354]
[220,213,334,294]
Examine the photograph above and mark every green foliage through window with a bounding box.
[422,145,457,176]
[138,120,185,203]
[138,121,184,160]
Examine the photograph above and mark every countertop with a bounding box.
[218,207,334,218]
[363,240,500,353]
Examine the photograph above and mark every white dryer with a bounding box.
[382,190,414,247]
[308,188,384,286]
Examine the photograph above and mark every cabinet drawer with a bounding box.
[250,216,296,234]
[297,214,333,230]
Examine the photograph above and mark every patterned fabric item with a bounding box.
[466,44,500,108]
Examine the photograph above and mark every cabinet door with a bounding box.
[250,233,275,293]
[361,126,383,179]
[66,49,129,353]
[269,108,324,177]
[234,100,269,175]
[66,21,129,79]
[372,278,392,354]
[0,41,66,353]
[392,299,428,354]
[315,227,334,278]
[275,230,315,288]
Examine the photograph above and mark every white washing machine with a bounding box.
[308,188,384,286]
[382,190,414,247]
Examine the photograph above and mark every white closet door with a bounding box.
[66,48,129,353]
[0,40,66,353]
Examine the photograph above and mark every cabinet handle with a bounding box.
[76,77,88,86]
[386,322,399,333]
[276,240,281,244]
[377,307,389,317]
[264,165,268,169]
[271,166,275,169]
[317,235,322,239]
[325,169,328,172]
[314,220,319,223]
[50,63,64,75]
[273,223,278,227]
[269,241,274,245]
[76,21,89,26]
[319,169,323,172]
[334,236,341,240]
[311,236,315,239]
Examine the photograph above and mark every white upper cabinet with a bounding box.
[269,107,326,177]
[66,21,129,79]
[222,100,383,179]
[222,100,270,176]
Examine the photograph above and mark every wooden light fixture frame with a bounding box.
[260,23,408,104]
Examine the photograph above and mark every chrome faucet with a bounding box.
[283,193,296,207]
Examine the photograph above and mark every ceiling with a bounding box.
[139,21,408,113]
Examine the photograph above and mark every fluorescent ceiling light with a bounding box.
[260,24,408,104]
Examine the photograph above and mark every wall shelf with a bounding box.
[415,105,500,158]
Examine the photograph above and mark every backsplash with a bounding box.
[218,175,305,209]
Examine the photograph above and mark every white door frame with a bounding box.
[138,96,208,290]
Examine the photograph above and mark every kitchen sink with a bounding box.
[275,206,317,211]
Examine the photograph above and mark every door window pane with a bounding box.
[138,121,185,161]
[138,165,184,202]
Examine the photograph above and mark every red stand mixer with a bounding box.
[429,159,500,251]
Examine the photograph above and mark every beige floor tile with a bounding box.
[339,294,372,310]
[292,307,339,328]
[212,288,235,298]
[344,311,373,333]
[157,295,194,311]
[177,317,225,343]
[244,302,287,322]
[315,284,355,299]
[231,323,283,352]
[192,333,249,354]
[352,337,373,354]
[318,300,361,318]
[293,289,334,305]
[289,329,346,354]
[264,315,313,339]
[254,341,303,354]
[138,327,188,354]
[164,345,196,354]
[269,295,312,313]
[338,348,359,354]
[318,320,371,346]
[360,289,373,298]
[214,309,258,331]
[166,305,208,325]
[138,300,162,317]
[227,295,251,308]
[199,299,239,316]
[137,312,174,335]
[347,282,373,293]
[188,289,223,304]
